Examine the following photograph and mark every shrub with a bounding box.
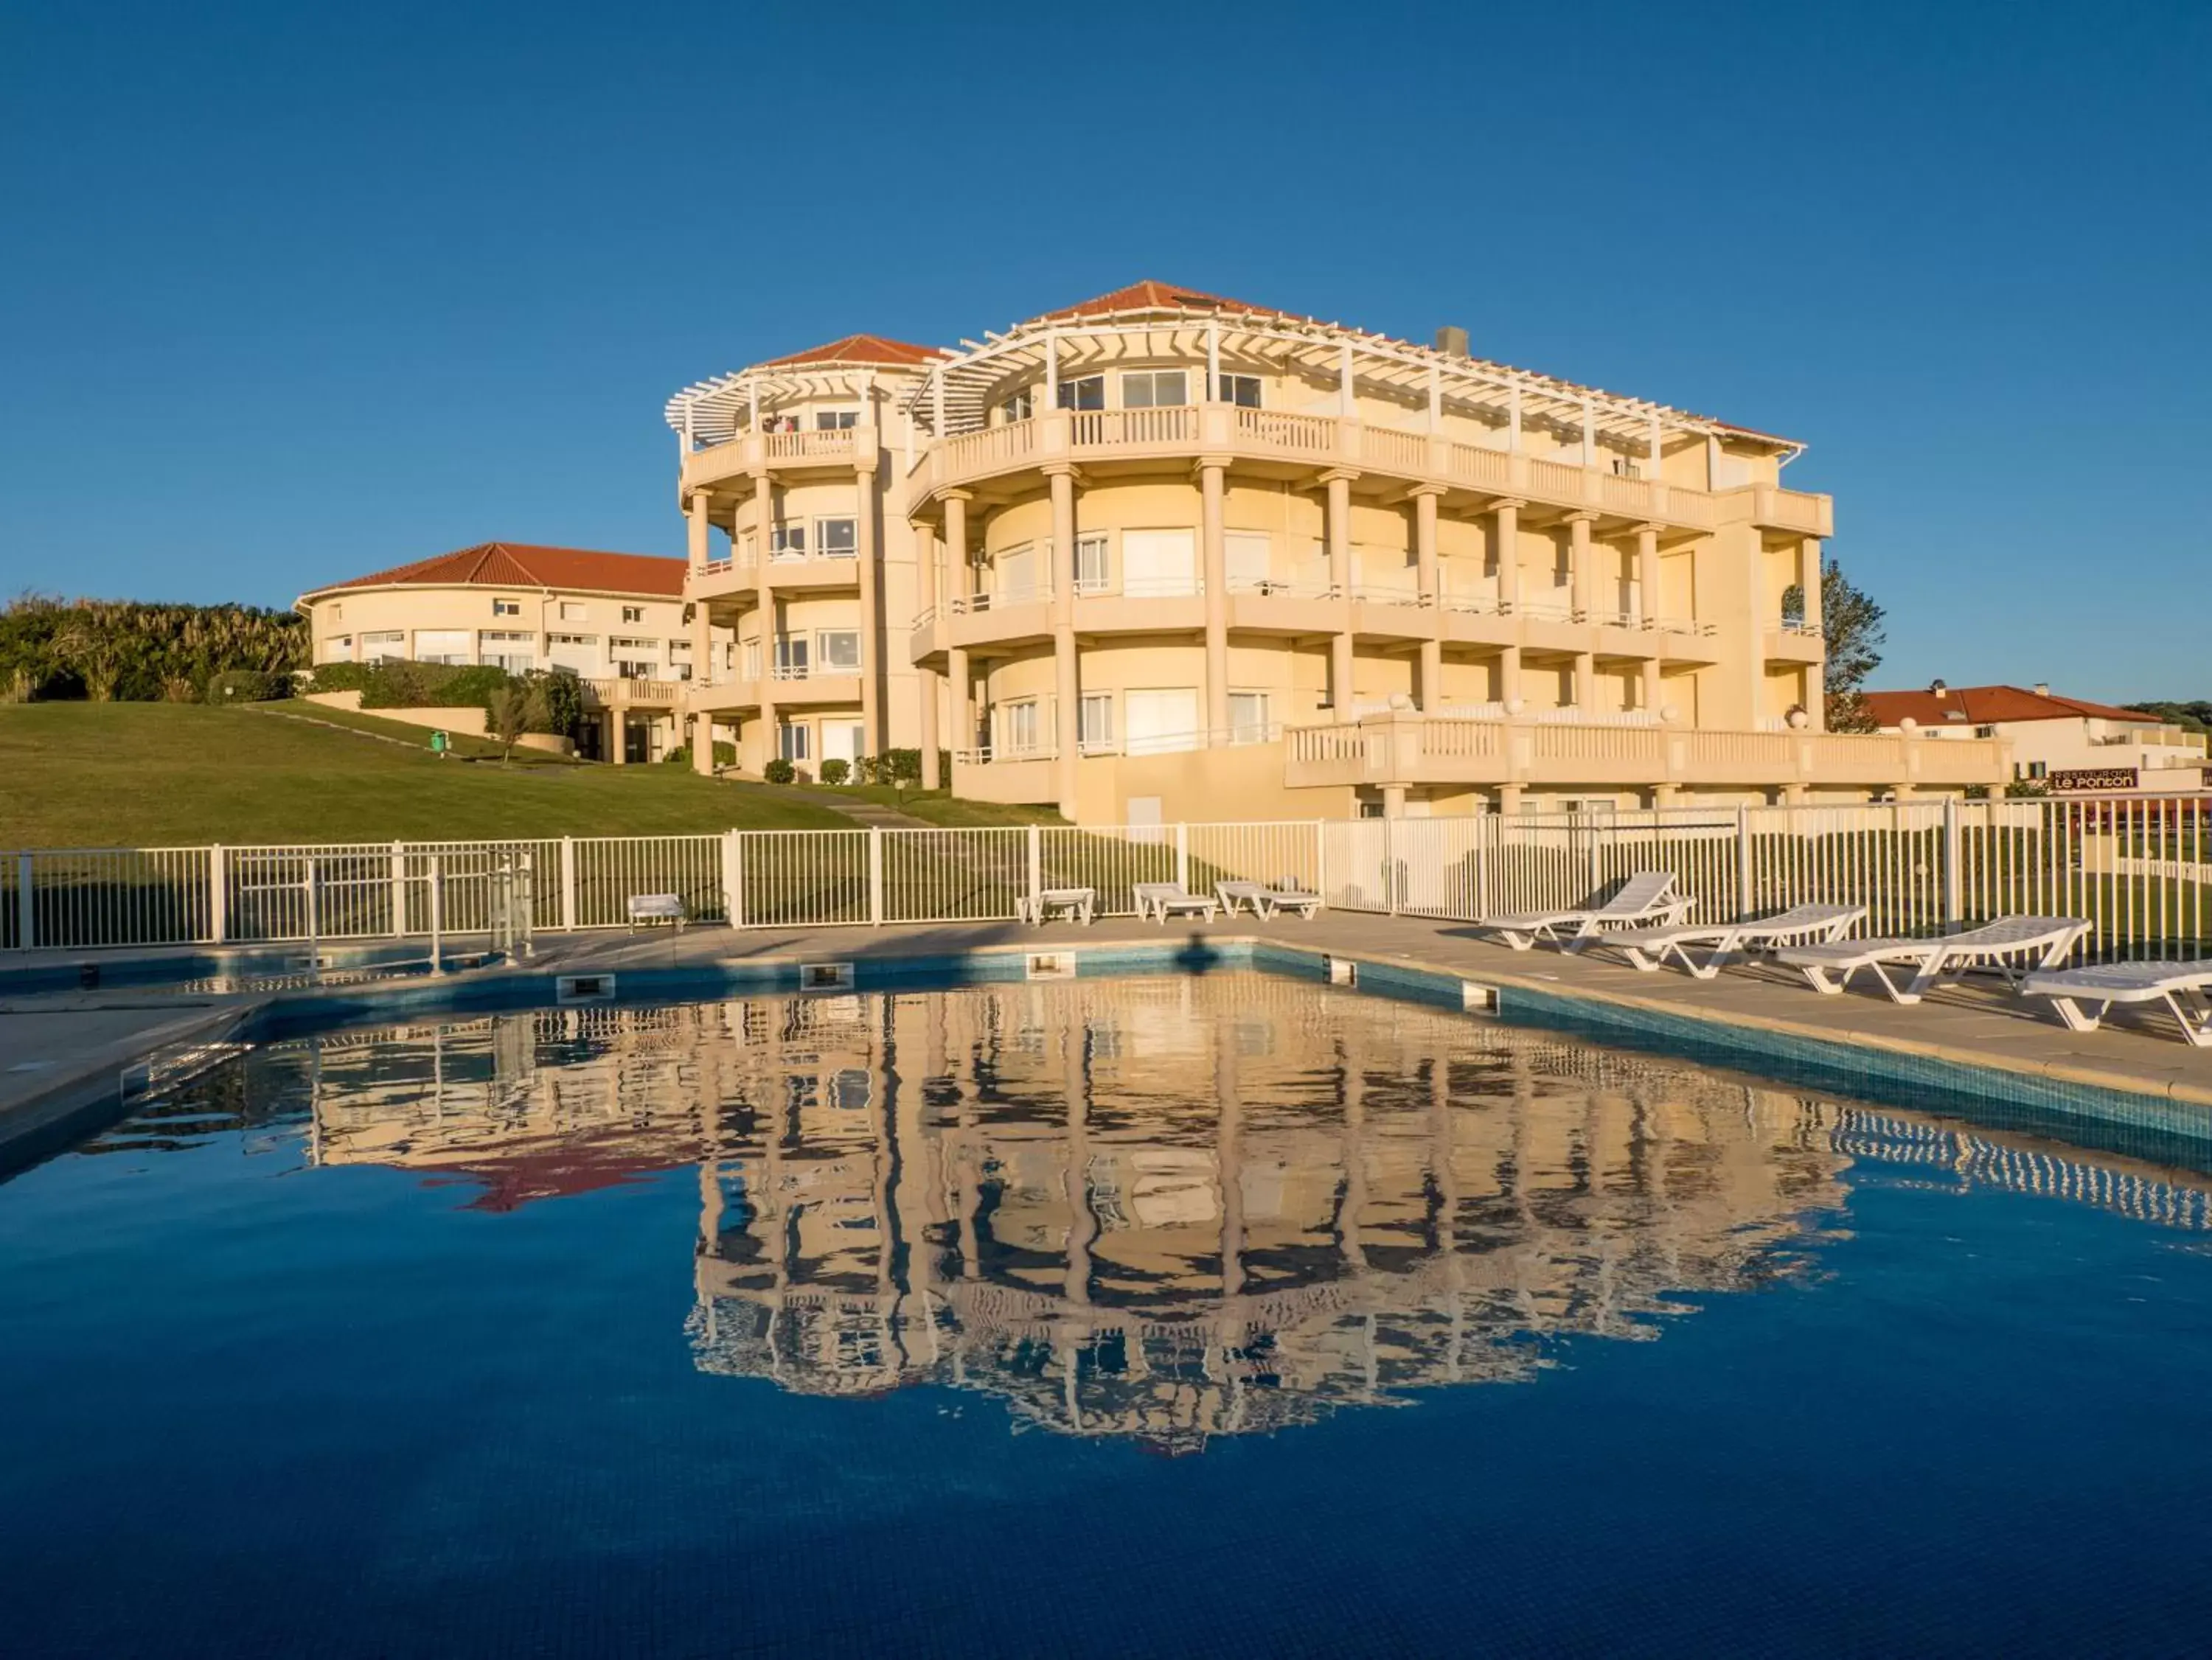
[664,740,737,767]
[764,758,796,785]
[208,669,285,702]
[879,747,923,787]
[532,669,583,738]
[819,758,850,787]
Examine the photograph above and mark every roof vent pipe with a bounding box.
[1434,325,1470,358]
[1930,679,1948,697]
[2033,682,2051,697]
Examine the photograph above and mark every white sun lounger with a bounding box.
[1217,879,1323,919]
[1475,871,1692,952]
[1590,902,1868,980]
[1775,915,2092,1005]
[1133,882,1220,923]
[2020,958,2212,1045]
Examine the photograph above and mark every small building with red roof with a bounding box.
[296,542,726,764]
[1863,681,2208,792]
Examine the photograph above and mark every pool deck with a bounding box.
[8,910,2212,1172]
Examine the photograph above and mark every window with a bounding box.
[832,1069,871,1109]
[324,635,353,662]
[1224,531,1272,591]
[622,605,644,624]
[493,598,522,618]
[414,630,472,666]
[358,629,403,661]
[1074,534,1110,594]
[560,601,586,621]
[609,637,655,653]
[1000,388,1033,423]
[1121,369,1188,408]
[667,640,692,660]
[1228,691,1272,744]
[771,523,807,559]
[741,639,761,679]
[1056,374,1105,411]
[773,635,808,677]
[330,602,343,621]
[1079,692,1115,753]
[479,630,536,674]
[1001,700,1041,755]
[613,658,655,680]
[815,630,861,673]
[817,517,858,559]
[779,723,811,761]
[1216,374,1262,408]
[815,408,858,430]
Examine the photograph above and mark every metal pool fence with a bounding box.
[7,796,2212,960]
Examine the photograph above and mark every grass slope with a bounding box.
[0,703,848,845]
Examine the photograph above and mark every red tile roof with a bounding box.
[306,542,686,599]
[1863,684,2160,727]
[1027,280,1300,324]
[762,332,945,368]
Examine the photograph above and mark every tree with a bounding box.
[486,683,532,764]
[1785,559,1886,733]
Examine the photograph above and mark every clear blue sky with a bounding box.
[3,0,2205,700]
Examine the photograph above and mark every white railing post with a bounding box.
[721,829,741,929]
[1736,806,1753,918]
[389,840,405,937]
[427,854,442,972]
[731,831,748,929]
[1943,795,1963,928]
[209,845,227,945]
[869,826,885,927]
[1313,820,1327,908]
[1027,824,1043,910]
[1175,823,1189,893]
[1386,813,1399,915]
[18,852,35,952]
[560,836,577,932]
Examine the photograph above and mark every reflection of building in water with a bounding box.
[182,980,2212,1450]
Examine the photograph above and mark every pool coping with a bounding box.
[10,922,2212,1176]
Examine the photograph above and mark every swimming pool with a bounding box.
[5,974,2211,1655]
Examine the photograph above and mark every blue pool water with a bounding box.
[6,974,2212,1656]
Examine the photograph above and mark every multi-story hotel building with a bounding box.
[296,542,723,763]
[668,281,2006,819]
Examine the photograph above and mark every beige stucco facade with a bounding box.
[670,285,2007,817]
[296,545,722,764]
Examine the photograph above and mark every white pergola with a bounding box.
[898,301,1803,465]
[662,355,945,450]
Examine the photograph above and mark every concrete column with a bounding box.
[1382,783,1407,817]
[1325,470,1357,720]
[915,517,942,789]
[1635,523,1661,625]
[919,667,941,789]
[1568,513,1595,619]
[1642,658,1663,714]
[1573,651,1595,711]
[1500,644,1523,707]
[948,646,970,758]
[942,491,972,606]
[754,473,778,759]
[1200,458,1228,740]
[608,711,626,766]
[1494,500,1523,611]
[692,710,715,775]
[855,459,880,756]
[1413,485,1442,710]
[686,491,711,573]
[1049,466,1081,817]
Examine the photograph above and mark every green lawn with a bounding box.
[796,783,1064,827]
[0,702,849,845]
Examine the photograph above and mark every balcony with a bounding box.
[581,677,684,708]
[680,424,872,492]
[689,667,863,713]
[1737,484,1834,538]
[907,406,1729,533]
[1282,711,2009,794]
[691,551,861,603]
[1764,621,1826,663]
